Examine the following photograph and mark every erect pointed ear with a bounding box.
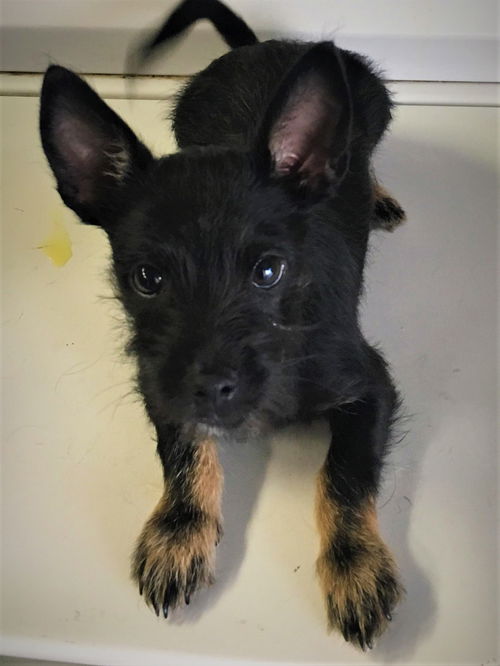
[255,43,353,194]
[39,65,153,227]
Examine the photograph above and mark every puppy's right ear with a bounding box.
[254,43,353,196]
[40,65,153,228]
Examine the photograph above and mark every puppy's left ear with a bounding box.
[40,65,153,228]
[255,42,353,194]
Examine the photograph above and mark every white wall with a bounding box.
[1,0,498,81]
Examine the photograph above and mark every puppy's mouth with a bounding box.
[194,413,246,431]
[187,416,248,443]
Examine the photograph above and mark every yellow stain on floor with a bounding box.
[38,209,73,267]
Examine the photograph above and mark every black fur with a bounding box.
[137,0,258,57]
[39,0,405,649]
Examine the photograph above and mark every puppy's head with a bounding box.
[39,45,361,434]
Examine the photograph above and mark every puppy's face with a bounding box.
[112,150,309,432]
[39,45,360,434]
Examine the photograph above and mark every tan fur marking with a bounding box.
[315,465,403,645]
[189,437,224,518]
[373,181,391,203]
[364,498,379,533]
[372,179,406,231]
[134,507,219,605]
[315,464,341,549]
[132,436,224,612]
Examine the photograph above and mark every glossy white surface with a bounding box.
[1,92,499,665]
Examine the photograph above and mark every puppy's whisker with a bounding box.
[97,388,140,417]
[91,379,136,400]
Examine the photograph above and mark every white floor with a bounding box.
[1,85,498,665]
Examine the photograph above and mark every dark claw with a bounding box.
[163,601,169,619]
[363,610,378,644]
[185,593,191,605]
[137,561,145,596]
[385,611,392,621]
[152,599,160,617]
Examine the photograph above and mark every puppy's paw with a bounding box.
[132,511,222,617]
[317,535,403,650]
[372,187,406,231]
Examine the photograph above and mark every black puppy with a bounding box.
[39,0,406,650]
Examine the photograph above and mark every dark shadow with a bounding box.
[371,426,437,663]
[362,126,497,661]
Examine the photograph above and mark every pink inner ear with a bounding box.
[58,116,101,171]
[57,116,103,203]
[269,74,340,184]
[56,115,129,204]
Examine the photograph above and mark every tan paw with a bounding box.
[132,509,222,617]
[317,533,403,649]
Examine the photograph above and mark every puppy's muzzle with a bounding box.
[192,369,241,426]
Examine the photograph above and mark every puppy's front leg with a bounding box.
[132,425,223,617]
[316,352,403,649]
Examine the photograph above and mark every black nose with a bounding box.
[193,372,238,409]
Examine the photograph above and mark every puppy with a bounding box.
[39,0,406,650]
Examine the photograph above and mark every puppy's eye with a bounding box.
[131,264,163,296]
[252,255,287,289]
